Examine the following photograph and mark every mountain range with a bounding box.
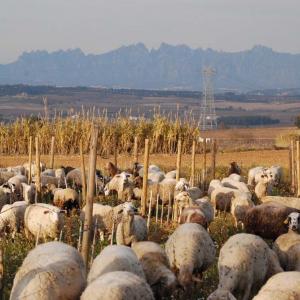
[0,43,300,91]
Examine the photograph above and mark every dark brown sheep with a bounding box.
[244,201,300,240]
[228,161,241,176]
[179,207,208,229]
[105,162,119,177]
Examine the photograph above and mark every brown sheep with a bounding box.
[244,201,300,240]
[105,162,119,177]
[179,207,208,229]
[228,161,241,176]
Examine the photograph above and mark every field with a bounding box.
[0,117,295,299]
[0,86,300,126]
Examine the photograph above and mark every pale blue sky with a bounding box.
[1,0,300,63]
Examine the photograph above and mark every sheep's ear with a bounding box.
[283,218,289,224]
[43,211,50,214]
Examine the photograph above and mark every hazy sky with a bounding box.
[1,0,300,64]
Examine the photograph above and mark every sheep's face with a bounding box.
[1,183,13,194]
[175,180,189,192]
[285,212,300,232]
[122,202,137,216]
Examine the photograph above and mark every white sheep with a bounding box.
[0,171,16,185]
[194,197,214,224]
[7,165,26,175]
[132,241,177,298]
[261,196,300,210]
[165,223,216,288]
[53,188,79,213]
[273,212,300,271]
[23,162,45,177]
[80,202,124,237]
[248,166,266,186]
[21,183,36,204]
[104,172,134,201]
[10,241,86,300]
[230,193,255,228]
[159,178,177,204]
[0,201,28,238]
[221,177,251,198]
[116,203,147,246]
[228,173,243,182]
[8,174,27,196]
[81,271,154,300]
[0,184,12,210]
[165,170,176,179]
[208,179,223,196]
[24,203,65,241]
[88,245,145,283]
[42,169,56,177]
[255,175,273,201]
[253,272,300,300]
[267,165,283,186]
[208,233,283,300]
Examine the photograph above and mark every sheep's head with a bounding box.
[175,191,192,208]
[284,212,300,232]
[1,183,14,194]
[175,179,189,192]
[208,289,237,300]
[122,202,137,216]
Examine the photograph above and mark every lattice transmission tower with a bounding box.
[199,67,217,130]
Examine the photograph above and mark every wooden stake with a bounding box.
[28,136,32,184]
[80,140,87,204]
[114,135,118,167]
[111,221,115,245]
[49,136,55,169]
[77,221,83,251]
[202,139,207,190]
[147,191,153,230]
[211,139,217,180]
[155,194,159,224]
[167,192,171,223]
[289,142,293,186]
[291,139,296,193]
[160,202,164,225]
[81,125,99,270]
[297,140,300,196]
[133,136,138,163]
[141,139,150,216]
[90,219,98,267]
[190,140,196,186]
[35,137,41,202]
[176,139,182,182]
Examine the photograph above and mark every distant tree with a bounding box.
[295,115,300,128]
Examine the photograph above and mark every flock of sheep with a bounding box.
[1,160,300,300]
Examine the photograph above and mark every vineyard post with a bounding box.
[297,140,300,196]
[141,139,150,216]
[81,125,99,270]
[291,139,296,193]
[35,137,41,202]
[114,135,118,167]
[211,139,217,179]
[80,140,87,204]
[50,136,55,169]
[190,140,196,186]
[202,139,207,190]
[133,136,138,163]
[289,141,293,186]
[28,136,32,184]
[176,139,182,182]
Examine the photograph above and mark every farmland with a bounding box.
[0,114,296,299]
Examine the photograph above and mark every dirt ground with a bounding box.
[0,149,289,172]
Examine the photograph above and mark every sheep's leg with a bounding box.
[242,283,252,300]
